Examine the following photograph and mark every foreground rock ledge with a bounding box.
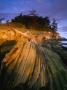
[0,29,67,90]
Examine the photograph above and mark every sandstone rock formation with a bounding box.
[0,28,67,90]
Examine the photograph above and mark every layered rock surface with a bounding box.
[0,25,67,90]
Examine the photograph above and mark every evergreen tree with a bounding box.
[52,18,57,32]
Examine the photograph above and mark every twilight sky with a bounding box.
[0,0,67,38]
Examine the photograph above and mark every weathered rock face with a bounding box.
[1,37,67,90]
[1,38,48,90]
[0,28,60,43]
[0,29,22,41]
[0,29,67,90]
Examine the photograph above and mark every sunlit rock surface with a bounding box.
[0,28,67,90]
[0,38,48,90]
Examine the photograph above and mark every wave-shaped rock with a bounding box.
[0,29,67,90]
[0,38,48,90]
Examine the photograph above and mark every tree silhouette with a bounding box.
[52,18,57,31]
[43,17,50,27]
[11,11,58,34]
[51,18,58,38]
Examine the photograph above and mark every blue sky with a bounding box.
[0,0,67,38]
